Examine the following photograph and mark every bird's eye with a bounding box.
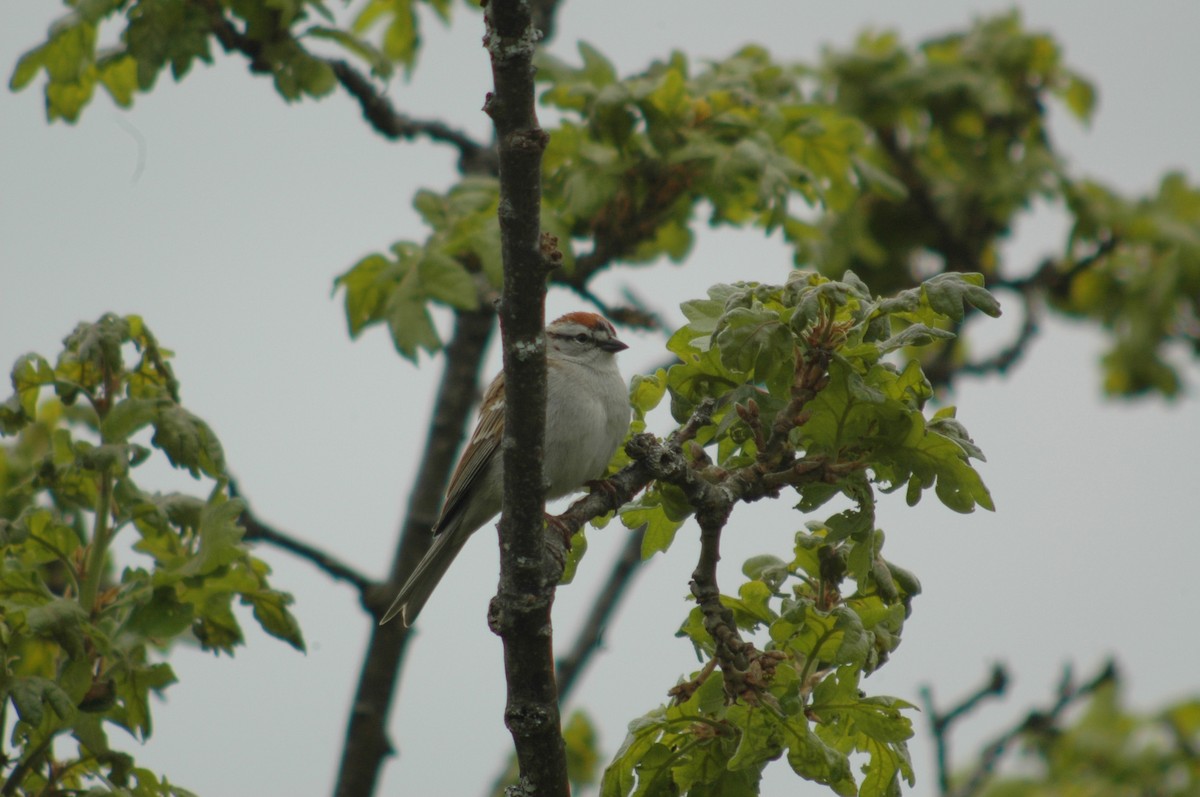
[575,333,589,343]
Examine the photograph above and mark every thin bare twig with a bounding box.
[202,1,497,173]
[920,663,1009,796]
[233,484,375,598]
[928,236,1121,390]
[924,660,1118,797]
[327,59,498,175]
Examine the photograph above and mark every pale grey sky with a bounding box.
[2,2,1198,796]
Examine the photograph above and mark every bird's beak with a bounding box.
[600,337,629,353]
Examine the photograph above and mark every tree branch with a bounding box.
[332,308,495,797]
[202,1,498,173]
[327,59,499,176]
[481,0,568,794]
[876,126,988,274]
[919,663,1009,796]
[927,236,1120,390]
[234,485,375,598]
[925,660,1118,797]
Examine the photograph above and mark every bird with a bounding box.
[379,311,631,626]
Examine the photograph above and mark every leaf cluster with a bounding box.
[622,270,995,556]
[537,44,873,254]
[333,44,887,356]
[805,12,1093,291]
[11,7,1199,394]
[978,681,1200,797]
[1057,173,1200,396]
[603,271,995,796]
[330,13,1197,397]
[0,315,302,794]
[333,178,495,360]
[622,526,924,797]
[6,0,466,121]
[799,11,1200,394]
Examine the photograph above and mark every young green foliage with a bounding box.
[11,7,1199,392]
[1057,173,1200,396]
[333,178,496,360]
[0,315,302,794]
[8,0,464,121]
[323,14,1197,398]
[606,272,995,797]
[333,44,886,357]
[805,11,1095,294]
[977,681,1200,797]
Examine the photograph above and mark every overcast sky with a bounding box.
[2,2,1199,796]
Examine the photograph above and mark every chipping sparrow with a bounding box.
[380,311,630,626]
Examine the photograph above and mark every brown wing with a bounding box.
[433,370,505,533]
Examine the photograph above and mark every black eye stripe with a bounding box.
[551,328,592,341]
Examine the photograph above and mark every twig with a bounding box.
[332,308,496,797]
[689,499,746,679]
[235,487,375,598]
[957,295,1039,380]
[617,286,671,333]
[920,663,1009,796]
[202,2,498,173]
[876,127,989,275]
[928,237,1120,390]
[933,660,1118,797]
[486,523,649,796]
[327,59,498,176]
[994,234,1119,295]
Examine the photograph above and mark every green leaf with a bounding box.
[381,2,418,67]
[811,668,916,794]
[112,661,177,739]
[784,723,855,796]
[9,677,75,728]
[25,597,87,632]
[10,45,45,91]
[151,404,225,478]
[334,253,393,337]
[385,292,442,362]
[178,497,246,577]
[245,589,305,652]
[1060,73,1096,122]
[125,587,195,638]
[675,605,713,655]
[878,322,956,353]
[742,554,787,590]
[576,40,618,88]
[714,306,791,386]
[97,53,138,107]
[3,353,54,431]
[102,397,159,443]
[417,253,479,310]
[629,371,667,418]
[852,156,908,201]
[921,272,1002,322]
[559,527,588,585]
[563,710,602,792]
[623,497,685,558]
[304,25,393,79]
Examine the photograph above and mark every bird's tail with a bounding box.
[379,525,469,626]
